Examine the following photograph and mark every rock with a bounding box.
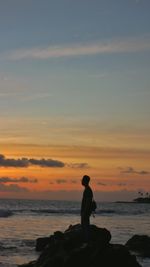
[64,224,111,250]
[19,224,142,267]
[18,261,36,267]
[92,244,141,267]
[54,230,64,240]
[36,237,51,251]
[126,234,150,257]
[36,231,64,252]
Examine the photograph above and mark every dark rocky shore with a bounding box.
[19,224,150,267]
[133,197,150,203]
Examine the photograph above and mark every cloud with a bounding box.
[49,181,54,184]
[3,36,150,61]
[55,179,78,184]
[119,166,149,175]
[55,179,67,184]
[117,183,127,186]
[0,154,28,167]
[71,180,77,184]
[0,154,89,170]
[0,154,65,168]
[0,176,38,183]
[0,183,29,192]
[29,158,65,167]
[97,182,107,186]
[67,163,89,169]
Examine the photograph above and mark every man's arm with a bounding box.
[82,189,93,216]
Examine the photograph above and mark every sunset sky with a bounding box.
[0,0,150,201]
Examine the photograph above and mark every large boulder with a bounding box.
[35,224,111,252]
[126,234,150,257]
[64,224,111,250]
[19,224,141,267]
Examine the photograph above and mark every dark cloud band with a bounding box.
[0,154,64,168]
[0,176,38,183]
[0,154,89,169]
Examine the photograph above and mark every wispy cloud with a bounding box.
[0,183,29,192]
[67,163,90,169]
[3,37,150,61]
[55,179,67,184]
[97,182,107,186]
[119,166,149,175]
[71,180,77,184]
[49,178,78,185]
[0,176,38,183]
[117,183,127,187]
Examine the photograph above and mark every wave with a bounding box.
[0,210,13,218]
[0,205,149,217]
[19,208,116,215]
[29,208,149,216]
[0,244,16,250]
[13,208,133,215]
[1,208,116,216]
[0,239,35,251]
[30,209,80,215]
[0,208,147,216]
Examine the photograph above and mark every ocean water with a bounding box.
[0,199,150,267]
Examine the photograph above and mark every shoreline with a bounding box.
[115,199,150,204]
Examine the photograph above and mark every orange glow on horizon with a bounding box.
[0,142,149,200]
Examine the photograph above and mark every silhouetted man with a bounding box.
[81,175,93,243]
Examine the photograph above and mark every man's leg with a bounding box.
[81,215,90,243]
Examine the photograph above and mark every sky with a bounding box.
[0,0,150,201]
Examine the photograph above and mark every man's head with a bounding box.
[81,175,90,187]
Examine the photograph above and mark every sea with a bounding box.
[0,199,150,267]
